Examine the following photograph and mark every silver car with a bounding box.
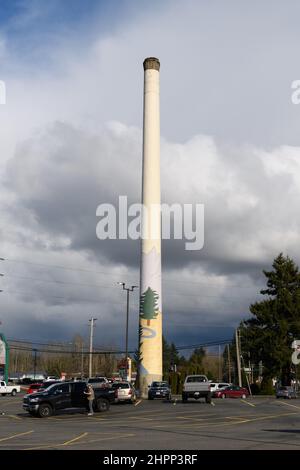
[112,381,136,403]
[276,386,297,399]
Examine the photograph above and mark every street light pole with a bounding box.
[118,283,138,380]
[88,318,97,378]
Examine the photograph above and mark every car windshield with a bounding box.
[152,382,168,388]
[186,376,207,383]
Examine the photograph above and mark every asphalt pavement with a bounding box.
[1,393,300,450]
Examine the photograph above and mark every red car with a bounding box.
[27,383,44,394]
[213,385,249,399]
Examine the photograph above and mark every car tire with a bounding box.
[241,394,246,399]
[11,390,17,397]
[221,393,226,399]
[97,398,110,412]
[148,395,153,400]
[38,404,52,418]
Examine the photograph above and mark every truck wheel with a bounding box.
[11,390,17,396]
[38,404,52,418]
[97,398,110,412]
[182,394,188,403]
[205,394,212,404]
[148,395,153,400]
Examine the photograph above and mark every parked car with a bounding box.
[148,381,172,400]
[276,386,297,399]
[23,380,115,417]
[87,377,109,389]
[213,385,249,399]
[182,375,211,403]
[112,382,137,403]
[0,381,21,396]
[209,382,231,393]
[27,383,44,394]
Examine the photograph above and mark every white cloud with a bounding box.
[2,0,300,345]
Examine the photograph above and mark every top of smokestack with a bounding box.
[143,57,160,71]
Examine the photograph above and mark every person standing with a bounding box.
[84,384,95,416]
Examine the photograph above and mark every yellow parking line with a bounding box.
[241,399,256,407]
[134,400,142,407]
[0,430,34,442]
[277,401,300,410]
[24,433,135,450]
[62,432,88,446]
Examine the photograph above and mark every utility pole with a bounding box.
[81,342,84,378]
[218,344,221,381]
[227,344,231,383]
[33,348,37,380]
[235,329,242,387]
[89,318,97,378]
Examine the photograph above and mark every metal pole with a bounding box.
[118,283,138,381]
[89,318,97,378]
[227,344,231,383]
[33,349,37,381]
[125,289,129,380]
[236,329,242,387]
[81,342,84,378]
[218,344,221,381]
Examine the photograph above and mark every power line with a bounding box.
[8,338,232,354]
[0,257,262,289]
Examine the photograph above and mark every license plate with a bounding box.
[156,392,161,395]
[194,392,200,395]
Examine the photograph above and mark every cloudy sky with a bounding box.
[1,0,300,352]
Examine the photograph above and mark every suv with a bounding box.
[148,381,172,400]
[23,381,115,418]
[87,377,109,389]
[112,382,137,403]
[209,382,231,393]
[276,386,297,399]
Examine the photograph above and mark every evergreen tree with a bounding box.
[243,253,300,385]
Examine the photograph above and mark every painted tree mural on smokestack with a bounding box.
[140,288,159,326]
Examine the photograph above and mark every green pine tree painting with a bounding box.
[140,287,159,326]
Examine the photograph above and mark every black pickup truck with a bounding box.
[23,381,115,417]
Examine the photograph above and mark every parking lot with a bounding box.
[1,393,300,449]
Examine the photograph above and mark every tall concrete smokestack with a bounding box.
[138,57,162,398]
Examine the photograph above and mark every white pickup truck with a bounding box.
[0,381,21,396]
[182,375,211,404]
